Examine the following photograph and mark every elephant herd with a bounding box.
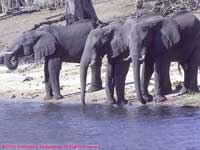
[3,12,200,105]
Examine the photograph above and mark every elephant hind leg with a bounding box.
[188,59,199,92]
[181,55,199,94]
[180,62,190,94]
[163,62,172,95]
[48,57,63,100]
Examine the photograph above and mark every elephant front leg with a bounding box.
[44,59,53,100]
[48,57,63,100]
[154,58,169,103]
[188,58,199,93]
[141,61,154,103]
[105,60,116,105]
[181,60,199,94]
[88,57,103,93]
[186,50,200,93]
[114,55,130,105]
[163,62,172,95]
[114,52,130,105]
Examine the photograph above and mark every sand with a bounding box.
[0,1,200,107]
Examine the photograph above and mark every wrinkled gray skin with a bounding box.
[4,20,103,101]
[132,13,173,97]
[128,12,200,103]
[80,21,131,105]
[0,55,4,65]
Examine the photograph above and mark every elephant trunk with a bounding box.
[80,56,93,105]
[4,44,22,70]
[132,56,146,105]
[4,52,18,70]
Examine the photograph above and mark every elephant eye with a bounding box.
[142,38,150,46]
[142,26,149,32]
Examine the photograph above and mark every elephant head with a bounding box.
[4,29,57,70]
[129,18,180,104]
[80,21,126,104]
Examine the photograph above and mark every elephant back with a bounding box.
[40,20,98,58]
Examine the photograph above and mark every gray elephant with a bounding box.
[0,55,4,65]
[132,13,174,97]
[126,12,200,103]
[80,20,131,105]
[4,20,103,100]
[80,14,173,105]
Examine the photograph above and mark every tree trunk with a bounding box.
[65,0,99,25]
[53,0,65,8]
[18,0,26,7]
[0,0,21,14]
[1,0,9,14]
[0,0,2,13]
[25,0,33,6]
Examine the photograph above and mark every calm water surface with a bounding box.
[0,100,200,150]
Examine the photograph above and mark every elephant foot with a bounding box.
[179,85,199,95]
[163,87,172,95]
[54,94,64,100]
[154,95,167,103]
[105,99,116,105]
[116,99,128,105]
[138,99,146,105]
[189,86,200,94]
[179,86,188,95]
[142,93,153,103]
[88,85,103,93]
[44,95,53,101]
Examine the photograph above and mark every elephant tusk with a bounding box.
[90,59,95,66]
[3,52,14,55]
[138,54,146,61]
[123,55,131,61]
[90,55,98,66]
[27,54,34,58]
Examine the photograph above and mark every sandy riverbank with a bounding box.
[0,1,200,107]
[1,60,200,108]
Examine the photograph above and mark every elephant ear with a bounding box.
[160,20,180,49]
[110,30,127,58]
[33,31,57,61]
[101,27,114,44]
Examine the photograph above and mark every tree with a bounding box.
[19,0,100,30]
[24,0,33,6]
[65,0,99,25]
[1,0,9,14]
[52,0,65,8]
[0,0,26,14]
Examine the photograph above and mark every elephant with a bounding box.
[126,12,200,103]
[4,20,103,100]
[0,55,4,65]
[80,20,131,105]
[132,13,174,96]
[80,14,174,105]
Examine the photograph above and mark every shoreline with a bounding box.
[1,62,200,107]
[1,8,200,108]
[1,85,200,108]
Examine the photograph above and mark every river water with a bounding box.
[0,100,200,150]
